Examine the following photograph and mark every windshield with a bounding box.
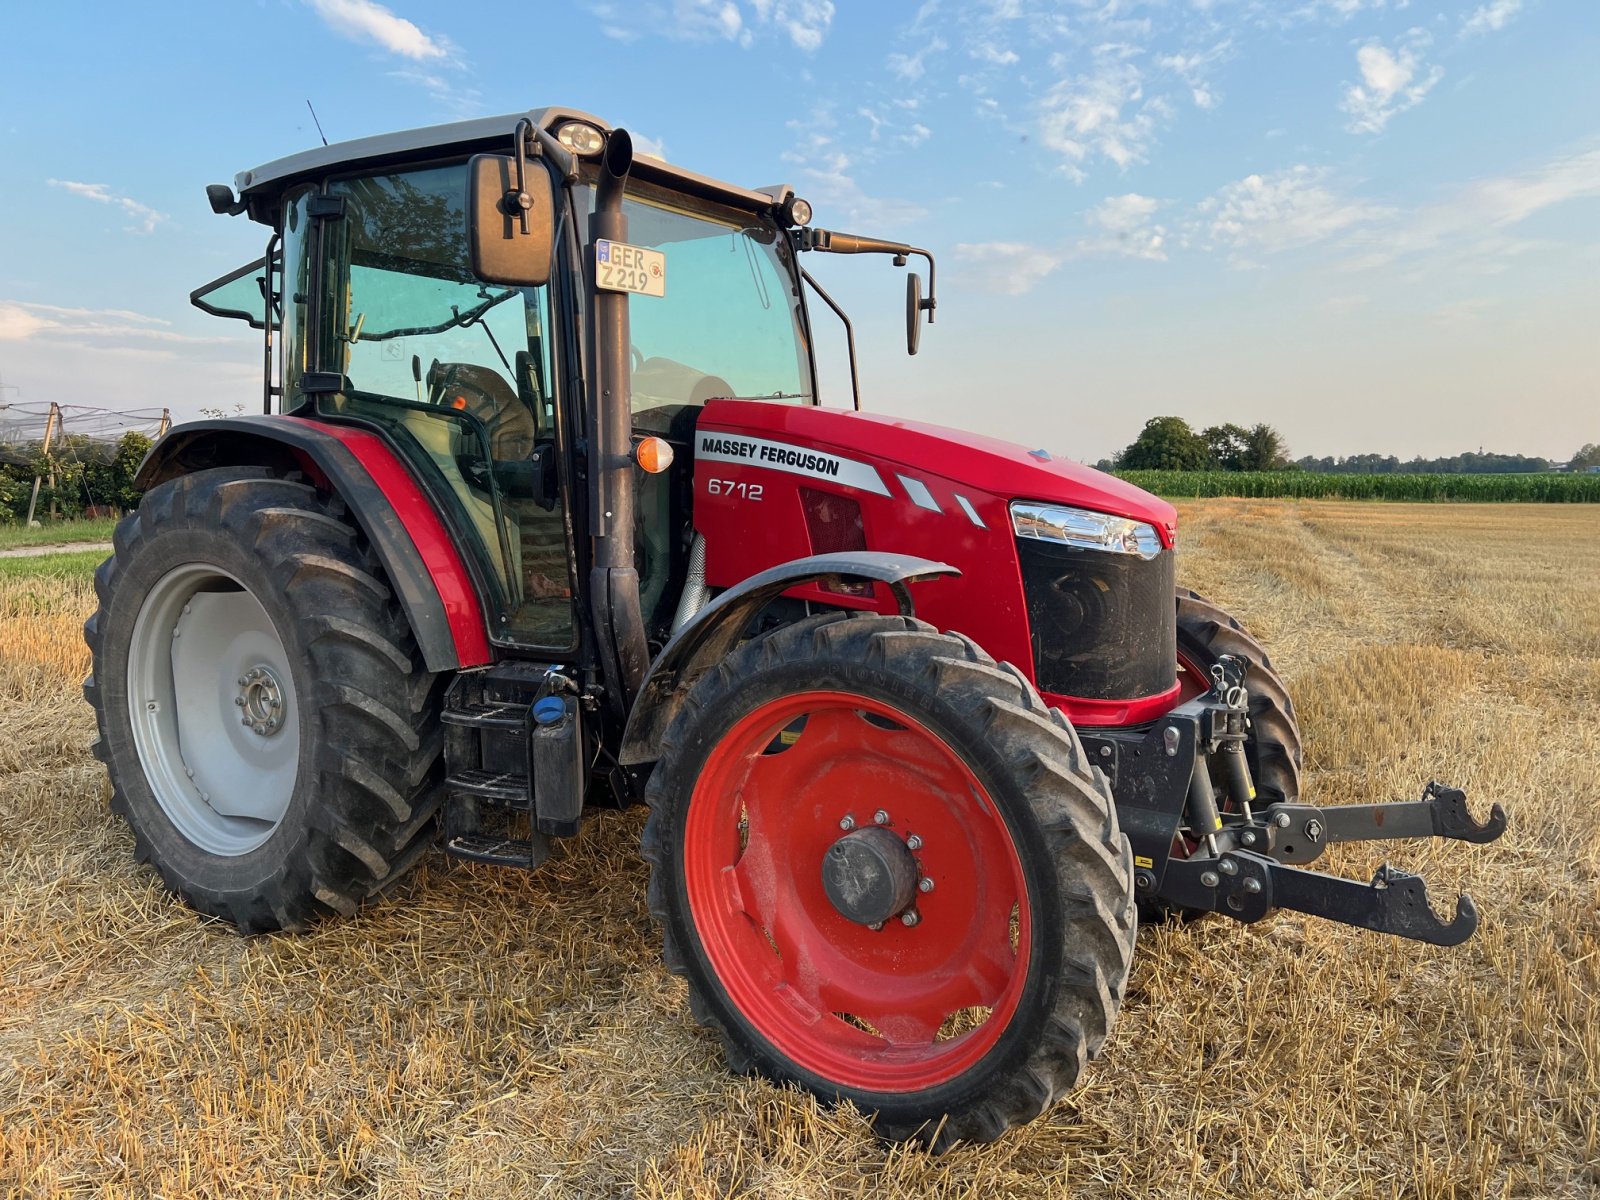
[583,181,814,424]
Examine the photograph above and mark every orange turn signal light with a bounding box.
[449,395,469,410]
[635,436,674,474]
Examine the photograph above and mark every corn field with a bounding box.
[1117,470,1600,502]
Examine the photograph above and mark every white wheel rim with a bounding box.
[127,563,300,857]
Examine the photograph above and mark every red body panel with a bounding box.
[285,418,493,667]
[693,401,1180,727]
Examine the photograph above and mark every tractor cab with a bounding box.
[191,108,925,660]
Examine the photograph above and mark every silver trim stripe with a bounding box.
[696,431,891,495]
[897,474,941,512]
[954,494,986,527]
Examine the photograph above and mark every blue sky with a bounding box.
[1,0,1595,464]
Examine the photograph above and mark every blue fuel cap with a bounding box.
[533,696,568,725]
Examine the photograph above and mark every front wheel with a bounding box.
[642,613,1136,1148]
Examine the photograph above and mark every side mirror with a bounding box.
[467,154,555,287]
[906,272,924,356]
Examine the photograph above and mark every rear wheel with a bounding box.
[84,468,444,932]
[642,613,1136,1148]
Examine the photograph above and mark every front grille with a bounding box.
[1018,539,1176,700]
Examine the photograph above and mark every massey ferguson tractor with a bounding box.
[85,107,1507,1147]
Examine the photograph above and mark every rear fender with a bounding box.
[136,416,491,672]
[617,551,958,765]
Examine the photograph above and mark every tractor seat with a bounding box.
[428,361,537,461]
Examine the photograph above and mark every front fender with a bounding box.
[136,415,491,673]
[617,551,958,765]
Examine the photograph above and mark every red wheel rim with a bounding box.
[683,690,1032,1092]
[1176,648,1210,705]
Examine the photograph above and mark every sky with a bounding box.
[1,0,1596,466]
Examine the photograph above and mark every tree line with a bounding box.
[1100,417,1598,475]
[0,430,153,522]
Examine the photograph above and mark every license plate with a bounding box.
[595,239,666,298]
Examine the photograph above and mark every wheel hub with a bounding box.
[235,665,285,736]
[821,826,917,926]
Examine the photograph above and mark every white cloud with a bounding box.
[631,131,669,160]
[1157,40,1231,111]
[1039,54,1167,178]
[0,301,238,347]
[1198,166,1388,256]
[1080,193,1168,260]
[750,0,835,50]
[1340,34,1443,134]
[305,0,448,61]
[953,242,1065,295]
[971,41,1020,66]
[46,180,167,234]
[1341,146,1600,270]
[1461,0,1524,36]
[590,0,831,49]
[888,37,946,80]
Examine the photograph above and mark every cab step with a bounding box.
[446,768,526,807]
[444,832,551,870]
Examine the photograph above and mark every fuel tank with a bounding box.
[690,401,1182,727]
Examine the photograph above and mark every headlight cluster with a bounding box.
[1010,502,1163,559]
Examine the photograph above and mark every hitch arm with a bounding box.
[1259,781,1507,865]
[1162,852,1481,947]
[1318,782,1507,844]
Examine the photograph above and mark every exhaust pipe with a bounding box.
[671,534,709,634]
[588,129,650,712]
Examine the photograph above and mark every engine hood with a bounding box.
[698,400,1177,543]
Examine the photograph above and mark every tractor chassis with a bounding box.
[1079,658,1507,947]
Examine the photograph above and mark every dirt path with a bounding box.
[0,541,111,559]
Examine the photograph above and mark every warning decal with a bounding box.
[696,431,890,496]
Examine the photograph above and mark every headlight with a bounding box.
[555,121,606,156]
[1010,501,1163,559]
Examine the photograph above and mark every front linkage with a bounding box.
[1081,656,1508,946]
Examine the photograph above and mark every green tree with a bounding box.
[1201,423,1251,471]
[1240,423,1289,471]
[1570,443,1600,471]
[1118,416,1212,471]
[112,431,154,509]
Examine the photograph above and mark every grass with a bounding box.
[0,517,119,551]
[0,550,106,584]
[2,500,1598,1198]
[1116,470,1600,502]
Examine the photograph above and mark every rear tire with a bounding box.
[84,467,444,932]
[642,613,1136,1148]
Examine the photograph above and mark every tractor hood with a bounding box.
[697,400,1177,544]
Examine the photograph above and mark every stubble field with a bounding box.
[2,500,1597,1199]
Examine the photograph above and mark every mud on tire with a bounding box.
[84,467,444,932]
[641,612,1136,1148]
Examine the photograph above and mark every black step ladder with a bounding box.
[440,668,551,869]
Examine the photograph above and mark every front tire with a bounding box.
[642,613,1136,1148]
[84,467,444,932]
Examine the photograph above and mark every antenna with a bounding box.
[306,100,329,147]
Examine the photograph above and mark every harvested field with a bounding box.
[2,501,1597,1198]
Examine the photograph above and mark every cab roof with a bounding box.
[234,105,792,224]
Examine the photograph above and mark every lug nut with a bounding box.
[1200,870,1220,888]
[874,809,890,825]
[839,815,855,831]
[900,909,920,927]
[241,717,252,727]
[238,676,248,686]
[918,877,935,893]
[1273,812,1291,828]
[905,834,923,851]
[868,921,884,931]
[234,696,246,707]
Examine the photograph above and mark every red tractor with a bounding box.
[87,108,1506,1146]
